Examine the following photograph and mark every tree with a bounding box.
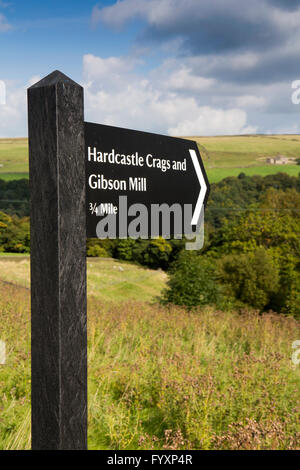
[0,211,30,253]
[161,251,221,308]
[221,248,279,310]
[142,238,172,270]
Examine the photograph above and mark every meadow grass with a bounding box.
[0,257,167,303]
[0,279,299,450]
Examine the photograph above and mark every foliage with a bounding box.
[114,237,175,270]
[114,239,136,261]
[163,183,300,314]
[161,251,221,308]
[0,179,29,217]
[206,172,300,229]
[86,238,115,258]
[206,188,300,314]
[87,245,108,257]
[1,172,300,316]
[221,248,279,310]
[141,238,172,270]
[0,211,30,253]
[272,257,300,319]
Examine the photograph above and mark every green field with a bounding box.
[0,255,299,450]
[0,173,29,181]
[187,134,300,182]
[1,135,300,183]
[189,134,300,166]
[206,164,300,183]
[0,139,28,178]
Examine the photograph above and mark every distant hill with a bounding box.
[185,134,300,182]
[0,135,300,183]
[0,138,28,181]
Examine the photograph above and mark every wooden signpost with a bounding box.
[28,70,209,450]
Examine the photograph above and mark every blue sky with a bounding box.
[1,0,300,137]
[0,1,138,80]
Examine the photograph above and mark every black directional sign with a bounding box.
[85,122,209,239]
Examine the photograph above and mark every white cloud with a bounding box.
[92,0,245,29]
[0,12,11,32]
[271,5,300,31]
[0,77,38,138]
[0,53,295,137]
[233,95,266,108]
[28,76,41,87]
[163,67,215,92]
[1,53,293,138]
[83,53,255,136]
[92,0,300,89]
[168,107,256,136]
[92,0,162,28]
[83,53,139,91]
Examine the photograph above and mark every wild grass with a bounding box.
[0,282,299,450]
[0,257,167,303]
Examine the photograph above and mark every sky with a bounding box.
[1,0,300,137]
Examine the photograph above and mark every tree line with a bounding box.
[0,172,299,317]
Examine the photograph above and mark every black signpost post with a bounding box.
[28,70,209,450]
[28,71,87,450]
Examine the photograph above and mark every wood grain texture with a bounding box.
[28,71,87,450]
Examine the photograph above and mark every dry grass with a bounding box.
[0,282,299,450]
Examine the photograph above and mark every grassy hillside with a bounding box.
[0,277,299,450]
[0,138,28,180]
[1,135,300,183]
[186,134,300,182]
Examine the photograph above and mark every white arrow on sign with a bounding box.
[189,149,207,226]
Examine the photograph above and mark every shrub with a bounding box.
[221,248,279,310]
[161,251,221,308]
[115,239,136,261]
[87,245,108,257]
[271,256,300,318]
[86,238,116,257]
[142,238,172,270]
[0,211,30,253]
